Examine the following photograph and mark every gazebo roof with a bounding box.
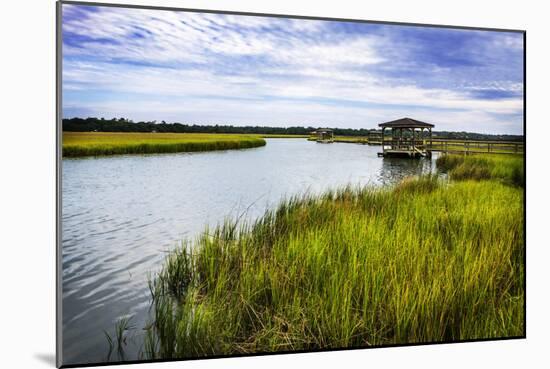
[379,118,434,129]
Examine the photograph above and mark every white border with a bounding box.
[1,1,548,368]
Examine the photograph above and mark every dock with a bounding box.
[375,138,524,157]
[429,139,524,155]
[307,119,524,156]
[377,118,434,158]
[311,128,334,143]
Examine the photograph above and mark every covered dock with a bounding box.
[378,118,434,158]
[312,128,334,143]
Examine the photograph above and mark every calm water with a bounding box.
[62,139,437,365]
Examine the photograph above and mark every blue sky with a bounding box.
[62,4,524,134]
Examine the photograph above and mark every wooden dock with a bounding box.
[428,139,524,155]
[307,129,524,156]
[378,118,434,158]
[310,128,334,143]
[374,138,523,157]
[377,139,432,158]
[372,117,524,158]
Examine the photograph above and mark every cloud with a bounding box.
[62,4,524,134]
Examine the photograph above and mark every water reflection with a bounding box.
[377,155,436,185]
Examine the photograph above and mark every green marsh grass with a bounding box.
[63,132,266,157]
[146,159,524,358]
[437,154,524,186]
[104,315,135,361]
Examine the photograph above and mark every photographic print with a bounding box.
[58,1,525,366]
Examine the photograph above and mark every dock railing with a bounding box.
[382,139,426,151]
[427,139,524,154]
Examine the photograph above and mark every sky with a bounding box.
[62,4,524,134]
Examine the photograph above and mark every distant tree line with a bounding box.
[62,117,375,136]
[62,117,524,141]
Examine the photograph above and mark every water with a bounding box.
[61,139,437,365]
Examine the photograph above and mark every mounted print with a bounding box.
[57,1,525,367]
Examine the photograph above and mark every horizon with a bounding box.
[62,4,524,135]
[62,116,524,137]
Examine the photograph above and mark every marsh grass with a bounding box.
[104,316,135,362]
[62,132,266,157]
[437,154,524,186]
[145,167,524,359]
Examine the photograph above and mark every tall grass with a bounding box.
[436,154,524,186]
[62,132,266,157]
[146,173,524,359]
[104,316,135,362]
